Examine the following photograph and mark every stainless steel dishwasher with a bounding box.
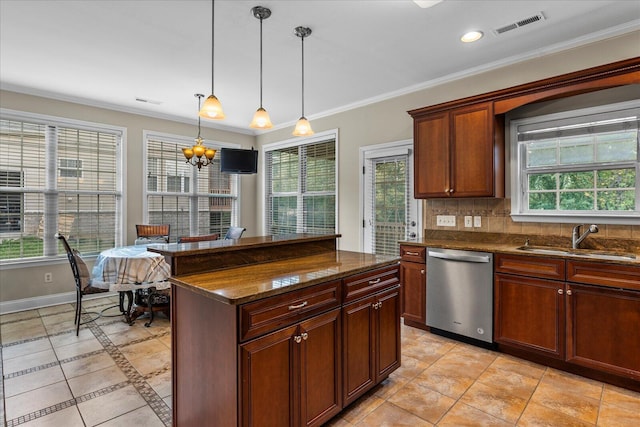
[426,247,493,343]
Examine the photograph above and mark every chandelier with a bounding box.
[183,94,216,170]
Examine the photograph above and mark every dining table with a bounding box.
[91,244,171,325]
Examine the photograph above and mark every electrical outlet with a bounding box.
[464,216,473,228]
[44,272,53,283]
[473,216,482,228]
[436,215,456,227]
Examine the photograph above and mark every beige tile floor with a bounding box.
[1,295,639,426]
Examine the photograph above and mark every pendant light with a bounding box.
[293,26,314,136]
[200,0,225,119]
[184,94,216,170]
[249,6,273,129]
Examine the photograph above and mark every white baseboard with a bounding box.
[0,292,118,315]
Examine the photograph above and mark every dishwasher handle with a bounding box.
[428,251,490,263]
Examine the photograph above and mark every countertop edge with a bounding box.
[169,253,400,305]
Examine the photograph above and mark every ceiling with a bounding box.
[1,1,639,134]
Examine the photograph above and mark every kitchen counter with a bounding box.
[400,231,640,266]
[170,250,399,304]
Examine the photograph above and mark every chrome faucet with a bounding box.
[572,224,599,249]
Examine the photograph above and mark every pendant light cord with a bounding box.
[210,0,215,94]
[259,15,263,108]
[301,34,305,118]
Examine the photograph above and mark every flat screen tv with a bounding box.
[220,148,258,174]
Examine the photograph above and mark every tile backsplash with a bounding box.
[423,198,640,242]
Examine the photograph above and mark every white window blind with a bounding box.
[511,101,639,224]
[144,134,239,241]
[265,137,336,235]
[0,113,123,262]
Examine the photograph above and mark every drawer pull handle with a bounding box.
[406,251,420,256]
[288,301,308,310]
[369,278,381,285]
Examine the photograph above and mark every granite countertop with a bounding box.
[400,231,640,266]
[169,250,399,305]
[148,233,340,257]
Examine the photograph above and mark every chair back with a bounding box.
[224,226,246,240]
[57,234,91,291]
[135,224,170,244]
[178,233,219,244]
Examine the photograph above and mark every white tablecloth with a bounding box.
[91,245,171,292]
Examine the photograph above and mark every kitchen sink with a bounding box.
[516,245,636,261]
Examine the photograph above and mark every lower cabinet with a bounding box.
[399,245,427,329]
[240,309,342,427]
[494,274,565,359]
[342,286,401,406]
[495,254,640,385]
[566,283,640,379]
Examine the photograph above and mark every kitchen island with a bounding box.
[150,234,401,426]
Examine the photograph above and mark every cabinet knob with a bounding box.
[301,332,308,340]
[294,335,302,343]
[421,269,425,274]
[372,302,379,309]
[566,290,572,296]
[558,289,563,295]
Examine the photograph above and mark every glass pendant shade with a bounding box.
[293,116,314,136]
[199,94,225,119]
[250,107,273,129]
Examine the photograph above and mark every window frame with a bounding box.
[142,131,242,240]
[263,129,339,236]
[510,100,640,225]
[0,108,126,267]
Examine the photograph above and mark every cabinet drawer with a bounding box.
[495,253,565,281]
[239,280,341,342]
[567,260,640,291]
[400,245,426,263]
[343,264,400,304]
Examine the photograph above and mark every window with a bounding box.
[510,101,639,224]
[144,132,240,241]
[265,131,337,235]
[0,110,124,262]
[59,158,83,178]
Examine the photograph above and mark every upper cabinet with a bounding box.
[413,102,504,198]
[408,57,640,199]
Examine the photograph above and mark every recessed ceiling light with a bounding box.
[460,30,483,43]
[413,0,443,9]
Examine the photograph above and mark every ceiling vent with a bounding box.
[493,12,546,35]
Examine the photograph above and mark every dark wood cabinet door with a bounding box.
[299,309,342,427]
[494,273,565,359]
[450,102,495,197]
[414,112,449,198]
[400,260,426,325]
[376,286,401,380]
[566,283,640,380]
[342,295,376,405]
[240,324,298,427]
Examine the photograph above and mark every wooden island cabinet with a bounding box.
[156,234,401,427]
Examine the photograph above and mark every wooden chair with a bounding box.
[224,227,246,240]
[57,234,125,335]
[178,233,219,244]
[135,224,170,244]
